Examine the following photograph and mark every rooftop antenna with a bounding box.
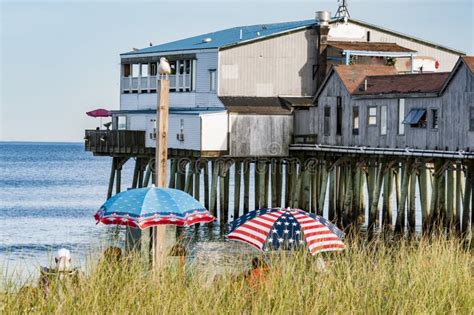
[334,0,350,21]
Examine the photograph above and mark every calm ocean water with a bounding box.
[0,142,256,282]
[0,142,136,278]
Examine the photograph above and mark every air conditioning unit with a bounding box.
[177,133,184,142]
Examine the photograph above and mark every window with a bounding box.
[168,59,194,92]
[336,97,342,136]
[324,107,331,136]
[117,116,127,130]
[150,63,157,76]
[381,105,387,135]
[209,70,216,92]
[367,31,371,42]
[431,109,439,129]
[368,106,377,126]
[403,109,427,128]
[132,64,140,78]
[352,106,359,135]
[141,64,148,77]
[470,107,474,131]
[123,64,131,77]
[398,99,405,135]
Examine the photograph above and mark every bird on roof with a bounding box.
[158,57,171,75]
[149,42,153,47]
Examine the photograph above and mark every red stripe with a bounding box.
[228,229,266,243]
[228,236,262,251]
[306,236,341,246]
[239,222,269,235]
[304,230,334,238]
[247,218,273,229]
[310,243,345,253]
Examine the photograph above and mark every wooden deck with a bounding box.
[84,130,149,156]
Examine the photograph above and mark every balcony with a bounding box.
[122,74,192,94]
[84,130,148,155]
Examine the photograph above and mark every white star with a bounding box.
[284,229,289,234]
[276,222,282,225]
[278,238,284,243]
[292,223,297,226]
[272,229,277,233]
[268,238,273,242]
[289,239,294,243]
[295,231,301,235]
[284,222,290,226]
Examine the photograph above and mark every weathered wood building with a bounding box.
[85,7,471,237]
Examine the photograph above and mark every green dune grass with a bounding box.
[1,237,472,314]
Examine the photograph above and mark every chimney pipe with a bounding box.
[364,79,368,91]
[315,11,331,90]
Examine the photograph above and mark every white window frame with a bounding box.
[398,99,405,135]
[368,106,377,126]
[380,105,387,135]
[117,116,127,130]
[209,69,217,92]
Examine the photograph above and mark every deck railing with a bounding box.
[84,130,147,155]
[292,134,318,144]
[121,74,191,93]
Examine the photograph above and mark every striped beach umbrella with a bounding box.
[94,187,215,229]
[227,208,345,255]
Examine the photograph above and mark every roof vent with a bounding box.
[202,37,212,43]
[315,11,331,26]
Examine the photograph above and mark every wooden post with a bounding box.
[285,161,291,208]
[138,158,145,188]
[152,78,175,270]
[210,160,218,218]
[446,165,454,232]
[294,163,302,209]
[243,160,250,214]
[276,161,283,208]
[311,162,320,214]
[132,158,140,188]
[342,164,354,229]
[116,162,122,194]
[369,163,384,238]
[264,161,270,208]
[408,166,417,236]
[418,165,429,233]
[318,163,329,217]
[107,157,116,199]
[168,158,177,188]
[258,160,266,209]
[328,166,336,221]
[395,162,410,236]
[143,158,153,188]
[336,166,345,226]
[352,165,361,229]
[455,162,462,234]
[185,160,194,195]
[222,162,230,224]
[462,163,472,235]
[194,162,201,201]
[203,161,210,210]
[271,160,278,208]
[254,160,260,209]
[234,161,242,219]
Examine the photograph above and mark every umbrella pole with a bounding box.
[152,76,176,271]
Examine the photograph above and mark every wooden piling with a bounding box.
[209,160,218,218]
[203,161,210,210]
[455,162,462,233]
[408,165,417,236]
[194,162,201,201]
[234,161,241,219]
[328,166,336,221]
[107,157,117,199]
[243,160,250,214]
[318,163,329,217]
[143,159,153,187]
[271,160,278,208]
[395,162,410,235]
[446,165,454,231]
[462,163,472,235]
[418,165,429,233]
[258,160,266,209]
[185,160,194,195]
[382,166,393,232]
[369,163,384,238]
[168,158,177,188]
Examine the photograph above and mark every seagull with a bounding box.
[158,57,171,75]
[149,42,153,47]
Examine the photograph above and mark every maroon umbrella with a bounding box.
[86,108,111,117]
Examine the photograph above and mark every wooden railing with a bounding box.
[84,130,147,155]
[122,74,192,93]
[292,134,318,144]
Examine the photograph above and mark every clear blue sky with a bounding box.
[1,0,473,142]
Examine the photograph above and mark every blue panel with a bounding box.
[122,20,316,55]
[403,109,426,124]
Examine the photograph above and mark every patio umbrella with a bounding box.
[86,108,111,117]
[94,187,215,229]
[86,108,111,130]
[227,208,345,255]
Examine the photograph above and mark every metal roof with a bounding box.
[121,20,316,55]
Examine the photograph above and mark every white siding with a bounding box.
[200,112,228,151]
[168,114,201,150]
[120,50,223,111]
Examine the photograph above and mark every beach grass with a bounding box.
[1,236,472,314]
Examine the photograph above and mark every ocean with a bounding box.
[0,142,255,282]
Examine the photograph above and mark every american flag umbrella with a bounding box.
[94,187,215,229]
[228,208,345,255]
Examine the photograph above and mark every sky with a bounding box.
[1,0,473,142]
